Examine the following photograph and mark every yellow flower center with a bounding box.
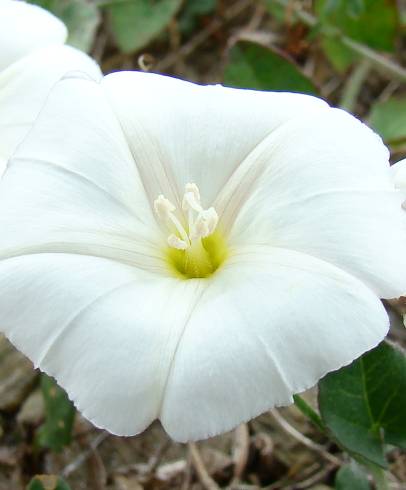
[154,183,227,279]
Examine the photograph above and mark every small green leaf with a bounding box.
[106,0,182,53]
[315,0,398,51]
[335,462,370,490]
[320,37,356,72]
[36,374,75,452]
[178,0,216,35]
[319,342,406,468]
[29,0,101,52]
[264,0,287,22]
[368,96,406,148]
[346,0,365,19]
[27,475,71,490]
[223,41,317,94]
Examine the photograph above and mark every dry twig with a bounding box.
[188,442,220,490]
[270,409,341,466]
[61,431,110,478]
[232,423,251,483]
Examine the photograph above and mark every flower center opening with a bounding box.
[154,183,227,279]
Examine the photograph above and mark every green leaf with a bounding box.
[29,0,101,52]
[106,0,182,53]
[223,41,317,94]
[319,37,356,72]
[36,374,75,452]
[319,342,406,468]
[335,462,370,490]
[27,475,71,490]
[346,0,366,19]
[264,0,287,22]
[315,0,398,51]
[368,96,406,148]
[178,0,216,35]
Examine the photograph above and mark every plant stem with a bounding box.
[340,59,371,112]
[293,394,326,432]
[272,0,406,82]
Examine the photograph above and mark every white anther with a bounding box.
[190,208,219,240]
[190,219,209,241]
[167,234,189,250]
[154,183,218,250]
[201,207,218,236]
[154,195,175,220]
[182,192,202,213]
[185,183,200,202]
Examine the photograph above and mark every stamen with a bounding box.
[153,194,190,245]
[153,183,219,250]
[190,208,218,240]
[154,194,175,220]
[168,234,189,250]
[185,183,200,202]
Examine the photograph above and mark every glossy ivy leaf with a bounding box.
[368,96,406,150]
[36,374,75,452]
[335,462,370,490]
[223,41,317,95]
[106,0,182,53]
[27,475,71,490]
[29,0,101,52]
[319,342,406,468]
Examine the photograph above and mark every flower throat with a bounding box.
[154,183,227,279]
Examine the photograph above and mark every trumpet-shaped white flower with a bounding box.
[391,159,406,210]
[0,72,405,442]
[0,0,101,172]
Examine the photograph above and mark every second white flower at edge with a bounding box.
[0,0,101,172]
[0,71,405,443]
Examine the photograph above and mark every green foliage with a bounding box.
[368,96,406,149]
[178,0,217,34]
[264,0,287,22]
[105,0,182,53]
[29,0,101,52]
[36,374,75,452]
[319,342,406,468]
[335,462,371,490]
[27,475,71,490]
[315,0,398,71]
[316,0,398,50]
[223,41,317,94]
[319,38,355,72]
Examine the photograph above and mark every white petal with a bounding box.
[0,247,388,440]
[0,0,67,71]
[101,71,328,206]
[0,76,163,273]
[391,158,406,206]
[224,108,406,298]
[0,253,203,436]
[0,45,101,174]
[161,246,388,442]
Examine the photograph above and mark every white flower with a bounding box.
[0,72,405,442]
[391,158,406,210]
[0,0,101,173]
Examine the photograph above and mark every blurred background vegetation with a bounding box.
[1,0,406,489]
[31,0,406,162]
